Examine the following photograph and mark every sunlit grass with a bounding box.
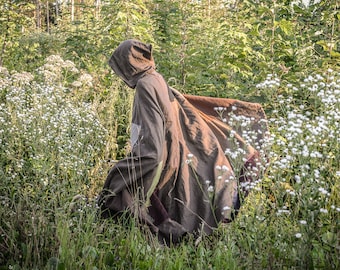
[0,58,339,269]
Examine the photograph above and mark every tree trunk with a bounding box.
[71,0,74,22]
[35,0,41,29]
[46,1,50,33]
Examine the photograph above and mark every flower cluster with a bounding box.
[256,70,340,238]
[36,54,94,90]
[255,74,280,89]
[213,103,270,194]
[0,59,107,187]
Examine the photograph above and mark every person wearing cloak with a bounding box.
[98,39,268,244]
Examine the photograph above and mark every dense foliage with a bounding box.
[0,0,339,269]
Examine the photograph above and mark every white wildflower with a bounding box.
[295,233,302,239]
[221,165,229,172]
[71,81,82,88]
[320,208,328,214]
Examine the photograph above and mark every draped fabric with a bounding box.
[99,40,268,244]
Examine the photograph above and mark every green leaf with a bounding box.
[330,51,340,57]
[104,251,115,266]
[82,246,98,260]
[321,231,337,247]
[278,19,293,35]
[316,40,329,51]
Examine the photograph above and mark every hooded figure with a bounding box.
[99,39,268,244]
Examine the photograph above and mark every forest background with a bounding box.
[0,0,339,269]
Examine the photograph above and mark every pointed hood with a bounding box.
[108,39,156,88]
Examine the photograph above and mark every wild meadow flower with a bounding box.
[0,58,107,187]
[207,185,214,193]
[320,208,328,214]
[295,233,302,239]
[318,187,329,196]
[277,209,291,215]
[256,215,265,221]
[221,165,229,172]
[217,104,270,193]
[214,106,227,120]
[0,66,9,75]
[255,74,280,88]
[255,71,339,250]
[72,73,94,88]
[71,81,82,88]
[37,55,82,87]
[215,165,222,171]
[299,220,307,225]
[202,179,215,200]
[10,71,34,85]
[214,106,226,112]
[186,153,194,164]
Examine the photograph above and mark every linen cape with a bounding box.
[99,39,268,244]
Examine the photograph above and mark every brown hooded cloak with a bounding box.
[99,39,268,244]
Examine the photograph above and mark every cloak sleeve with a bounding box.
[132,78,165,163]
[99,75,166,216]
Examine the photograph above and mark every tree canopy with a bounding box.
[1,0,338,101]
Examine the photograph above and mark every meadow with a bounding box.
[0,0,339,269]
[0,54,339,269]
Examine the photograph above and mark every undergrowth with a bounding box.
[0,58,339,269]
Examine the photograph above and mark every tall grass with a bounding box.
[0,58,339,269]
